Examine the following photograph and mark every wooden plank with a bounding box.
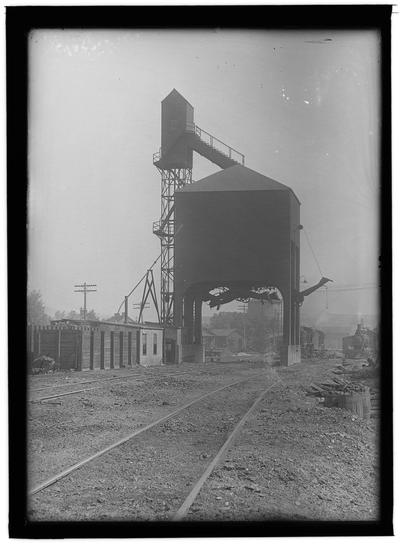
[90,330,94,370]
[57,330,61,362]
[119,331,124,368]
[93,330,101,369]
[60,330,80,370]
[110,331,114,369]
[39,330,58,360]
[100,331,105,370]
[128,332,132,366]
[104,330,111,368]
[81,330,90,370]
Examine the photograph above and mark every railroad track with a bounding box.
[29,370,195,403]
[172,381,279,521]
[28,370,280,522]
[29,366,195,392]
[30,372,145,392]
[29,361,262,394]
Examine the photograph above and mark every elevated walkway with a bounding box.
[153,122,245,170]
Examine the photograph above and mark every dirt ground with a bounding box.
[27,358,379,522]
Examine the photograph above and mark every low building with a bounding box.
[28,319,164,370]
[202,327,243,353]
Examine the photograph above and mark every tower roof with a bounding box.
[162,88,193,108]
[178,164,299,202]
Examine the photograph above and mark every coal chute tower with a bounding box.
[174,165,302,366]
[153,90,305,366]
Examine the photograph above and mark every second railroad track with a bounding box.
[29,369,280,523]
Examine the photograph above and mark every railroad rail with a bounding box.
[29,371,273,497]
[172,379,280,521]
[28,359,375,521]
[29,366,198,393]
[30,371,146,393]
[29,370,195,403]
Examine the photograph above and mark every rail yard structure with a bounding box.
[153,90,309,365]
[174,165,302,365]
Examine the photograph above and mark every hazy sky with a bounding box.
[28,29,380,322]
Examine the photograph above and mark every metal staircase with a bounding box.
[185,122,245,169]
[153,123,245,170]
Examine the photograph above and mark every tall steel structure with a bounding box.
[152,167,192,325]
[153,89,244,324]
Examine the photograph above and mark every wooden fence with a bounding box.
[27,324,139,372]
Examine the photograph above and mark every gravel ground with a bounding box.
[27,358,379,522]
[188,361,378,521]
[27,362,265,488]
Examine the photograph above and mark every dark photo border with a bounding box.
[7,4,393,538]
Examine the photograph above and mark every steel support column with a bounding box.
[153,168,192,325]
[183,293,195,344]
[194,296,203,344]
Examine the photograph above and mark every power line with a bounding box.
[303,227,324,277]
[316,285,379,293]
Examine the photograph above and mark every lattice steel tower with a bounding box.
[153,89,245,324]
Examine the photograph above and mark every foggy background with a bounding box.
[28,29,380,325]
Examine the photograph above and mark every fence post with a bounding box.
[79,329,83,370]
[136,330,141,365]
[110,331,114,369]
[119,331,124,368]
[57,329,61,363]
[75,331,79,370]
[100,331,104,370]
[128,331,132,366]
[90,330,94,370]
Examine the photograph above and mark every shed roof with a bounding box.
[178,164,299,202]
[51,318,163,330]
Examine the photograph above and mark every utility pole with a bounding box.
[74,283,97,321]
[237,303,248,352]
[133,302,150,323]
[124,296,129,323]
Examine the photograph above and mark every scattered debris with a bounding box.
[32,356,61,374]
[306,378,371,419]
